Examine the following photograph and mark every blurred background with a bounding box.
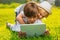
[0,0,60,8]
[0,0,60,9]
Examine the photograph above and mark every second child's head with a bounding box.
[37,1,52,19]
[24,2,39,23]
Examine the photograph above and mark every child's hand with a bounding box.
[18,31,26,37]
[17,13,25,24]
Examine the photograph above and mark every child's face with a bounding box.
[27,17,37,24]
[37,7,49,19]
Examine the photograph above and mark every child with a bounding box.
[15,1,41,24]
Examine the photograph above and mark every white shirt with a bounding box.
[15,4,25,14]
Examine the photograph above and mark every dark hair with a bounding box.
[24,2,39,18]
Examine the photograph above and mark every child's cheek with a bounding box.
[38,15,42,19]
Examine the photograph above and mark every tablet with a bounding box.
[20,23,46,36]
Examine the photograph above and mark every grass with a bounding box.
[0,3,20,8]
[0,6,60,40]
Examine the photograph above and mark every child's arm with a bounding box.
[16,13,25,24]
[15,4,25,14]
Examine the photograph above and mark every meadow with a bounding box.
[0,4,60,40]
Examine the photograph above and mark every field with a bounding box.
[0,6,60,40]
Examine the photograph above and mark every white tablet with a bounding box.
[20,23,46,36]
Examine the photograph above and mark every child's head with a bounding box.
[37,1,52,19]
[24,2,39,23]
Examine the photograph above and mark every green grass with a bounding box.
[0,6,60,40]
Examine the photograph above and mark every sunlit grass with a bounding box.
[0,3,20,8]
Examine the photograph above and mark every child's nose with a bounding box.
[40,15,43,18]
[31,18,34,21]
